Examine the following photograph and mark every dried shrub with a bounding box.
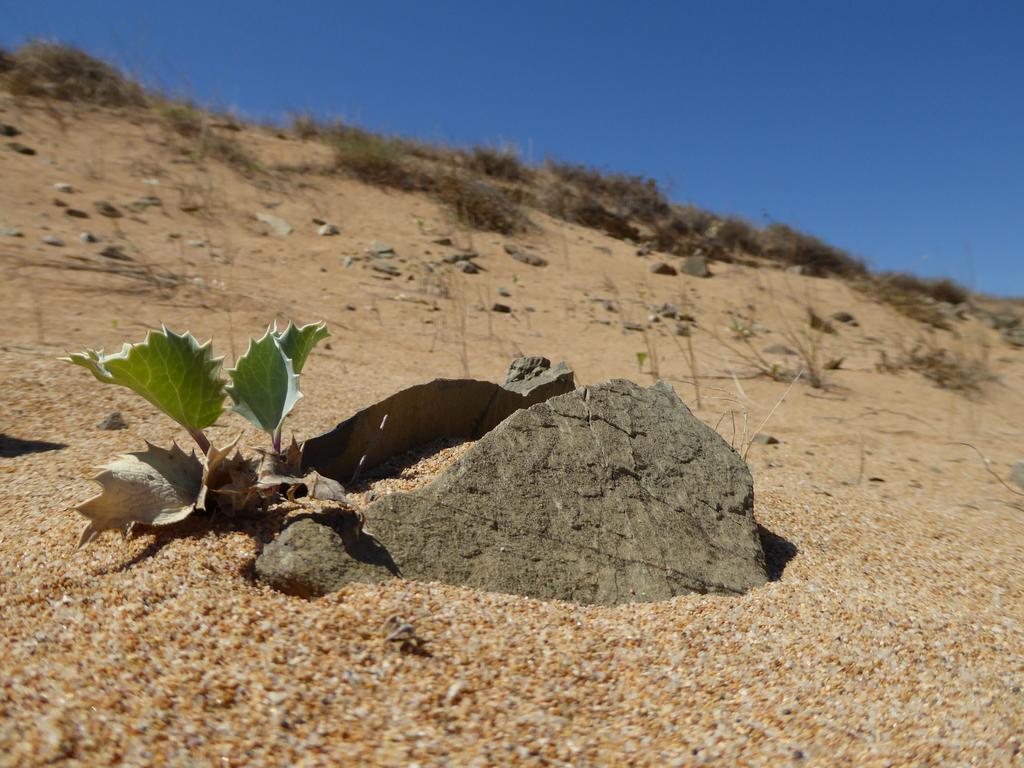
[0,48,13,75]
[651,205,716,252]
[543,185,640,240]
[468,146,530,182]
[160,103,203,137]
[290,112,322,139]
[714,216,762,255]
[328,125,428,191]
[2,41,147,107]
[883,340,995,393]
[875,272,970,306]
[758,223,867,277]
[200,131,259,174]
[436,175,529,234]
[546,161,669,224]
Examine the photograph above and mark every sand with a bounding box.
[0,96,1022,766]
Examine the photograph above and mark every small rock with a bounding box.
[752,434,780,445]
[142,177,160,185]
[636,247,651,257]
[432,236,453,246]
[622,321,645,332]
[345,304,357,311]
[0,227,23,237]
[453,260,479,274]
[505,244,548,267]
[443,251,478,264]
[124,196,162,213]
[98,412,128,430]
[830,311,857,325]
[503,356,575,396]
[317,223,340,236]
[763,344,798,356]
[655,303,679,319]
[79,232,99,243]
[6,142,36,155]
[94,200,123,218]
[0,123,21,137]
[650,261,678,276]
[602,300,617,313]
[674,322,691,337]
[1011,461,1024,490]
[497,287,511,297]
[53,183,74,194]
[371,261,401,277]
[52,198,68,208]
[680,255,710,278]
[370,239,395,255]
[41,235,64,247]
[186,239,206,248]
[65,208,89,219]
[256,212,293,236]
[1002,326,1024,347]
[100,245,132,261]
[492,303,512,313]
[594,246,612,255]
[311,217,327,226]
[808,310,836,334]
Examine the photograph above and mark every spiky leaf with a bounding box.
[76,442,203,547]
[225,329,301,436]
[273,320,329,374]
[62,327,226,432]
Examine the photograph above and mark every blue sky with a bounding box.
[3,1,1022,295]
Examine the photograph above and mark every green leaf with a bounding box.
[62,327,226,433]
[226,329,301,436]
[272,320,329,374]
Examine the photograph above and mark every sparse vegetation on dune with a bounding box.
[0,39,982,313]
[0,40,146,107]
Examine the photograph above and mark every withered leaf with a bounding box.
[76,442,203,547]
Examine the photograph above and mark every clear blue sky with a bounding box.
[3,1,1022,296]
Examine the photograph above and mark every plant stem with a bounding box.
[272,428,282,455]
[189,429,211,455]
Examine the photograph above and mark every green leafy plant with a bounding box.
[61,321,346,547]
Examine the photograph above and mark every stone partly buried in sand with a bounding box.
[258,376,768,605]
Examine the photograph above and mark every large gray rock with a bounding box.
[286,379,768,605]
[301,359,575,482]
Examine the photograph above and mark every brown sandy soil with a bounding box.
[1,97,1022,766]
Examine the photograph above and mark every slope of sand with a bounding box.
[1,98,1022,766]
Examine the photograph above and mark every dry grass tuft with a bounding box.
[327,125,428,191]
[877,337,996,393]
[290,112,322,140]
[436,174,529,234]
[758,223,867,278]
[546,161,669,224]
[1,41,147,107]
[467,146,530,182]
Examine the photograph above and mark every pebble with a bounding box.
[79,232,100,243]
[94,200,122,218]
[6,142,36,155]
[98,412,128,430]
[53,183,74,194]
[317,223,340,236]
[0,227,24,237]
[41,235,64,247]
